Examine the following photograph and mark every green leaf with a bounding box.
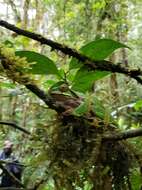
[15,51,60,76]
[70,57,82,70]
[70,38,129,69]
[92,96,113,121]
[43,79,57,89]
[134,100,142,111]
[80,38,129,60]
[49,81,65,92]
[73,100,89,116]
[72,65,110,93]
[92,97,106,119]
[73,95,112,120]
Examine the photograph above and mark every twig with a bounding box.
[0,20,142,84]
[0,121,30,135]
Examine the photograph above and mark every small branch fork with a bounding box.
[0,20,142,84]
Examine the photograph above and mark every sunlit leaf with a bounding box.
[134,100,142,111]
[70,38,129,69]
[80,38,129,60]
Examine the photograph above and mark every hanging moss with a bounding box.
[43,115,134,190]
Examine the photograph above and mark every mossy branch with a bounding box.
[0,45,59,111]
[1,23,142,141]
[0,20,142,84]
[103,127,142,141]
[1,120,142,141]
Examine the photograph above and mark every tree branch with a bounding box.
[1,20,142,141]
[0,121,30,135]
[103,128,142,141]
[1,117,142,142]
[2,57,142,141]
[0,20,142,84]
[0,58,73,112]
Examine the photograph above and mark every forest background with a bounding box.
[1,0,142,190]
